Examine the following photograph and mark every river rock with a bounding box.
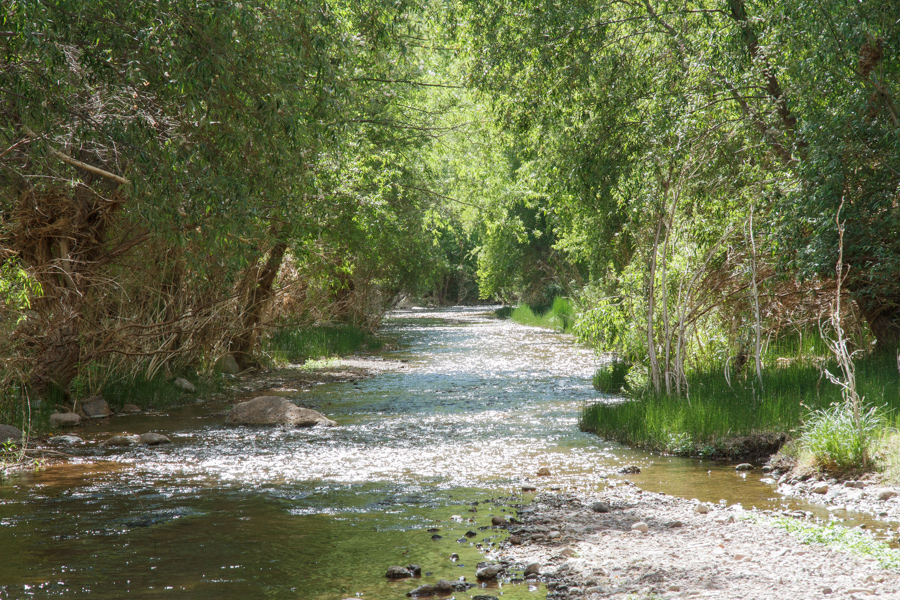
[49,435,83,446]
[524,562,541,577]
[619,465,641,474]
[81,395,112,418]
[119,404,142,414]
[386,565,412,579]
[878,490,897,501]
[406,584,435,597]
[406,564,422,576]
[537,467,551,477]
[225,396,336,427]
[50,412,81,427]
[509,535,523,545]
[472,596,499,600]
[434,580,454,593]
[491,515,507,526]
[217,354,242,375]
[591,501,611,513]
[631,521,649,534]
[102,435,139,446]
[138,433,172,446]
[695,504,709,514]
[0,424,23,446]
[735,463,753,471]
[174,377,196,393]
[811,482,829,494]
[522,484,537,492]
[476,563,502,580]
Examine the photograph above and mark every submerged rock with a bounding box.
[138,433,172,446]
[0,424,23,446]
[618,465,641,474]
[406,584,435,597]
[50,412,81,428]
[119,404,142,414]
[103,435,139,447]
[476,563,502,580]
[48,435,83,446]
[735,463,754,471]
[386,565,412,579]
[224,396,336,427]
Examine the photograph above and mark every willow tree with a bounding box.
[0,0,440,399]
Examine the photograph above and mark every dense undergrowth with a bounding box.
[580,350,900,463]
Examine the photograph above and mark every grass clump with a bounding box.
[580,351,900,461]
[502,297,574,333]
[593,361,630,393]
[263,323,383,364]
[800,402,887,471]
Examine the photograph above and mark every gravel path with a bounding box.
[501,482,900,599]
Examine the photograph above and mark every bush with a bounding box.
[592,361,630,393]
[800,402,887,471]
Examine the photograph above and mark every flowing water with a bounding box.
[0,307,890,599]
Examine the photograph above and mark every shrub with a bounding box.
[800,402,887,471]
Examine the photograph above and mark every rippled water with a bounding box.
[0,307,890,599]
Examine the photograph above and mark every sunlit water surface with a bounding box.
[0,308,889,599]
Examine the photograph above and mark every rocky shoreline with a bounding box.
[496,484,900,599]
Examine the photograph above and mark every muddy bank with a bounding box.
[502,485,900,599]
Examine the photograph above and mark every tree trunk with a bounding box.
[231,242,288,369]
[858,300,900,354]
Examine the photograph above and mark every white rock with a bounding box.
[631,522,649,534]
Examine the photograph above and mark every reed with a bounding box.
[504,296,575,333]
[580,352,900,458]
[262,323,383,364]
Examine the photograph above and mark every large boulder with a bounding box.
[0,424,23,446]
[80,395,112,418]
[50,412,82,428]
[225,396,337,427]
[216,354,241,375]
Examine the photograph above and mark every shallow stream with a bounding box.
[0,307,889,599]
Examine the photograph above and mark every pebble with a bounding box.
[631,522,649,534]
[491,515,507,526]
[695,504,709,514]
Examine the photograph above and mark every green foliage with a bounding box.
[262,324,383,365]
[505,297,574,333]
[800,403,888,472]
[592,362,630,394]
[581,352,900,458]
[769,517,900,570]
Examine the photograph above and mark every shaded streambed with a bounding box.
[0,307,893,599]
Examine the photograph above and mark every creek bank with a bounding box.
[502,486,900,599]
[766,466,900,523]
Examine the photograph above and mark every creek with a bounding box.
[0,307,888,599]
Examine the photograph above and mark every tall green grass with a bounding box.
[581,352,900,458]
[262,324,383,364]
[501,297,575,333]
